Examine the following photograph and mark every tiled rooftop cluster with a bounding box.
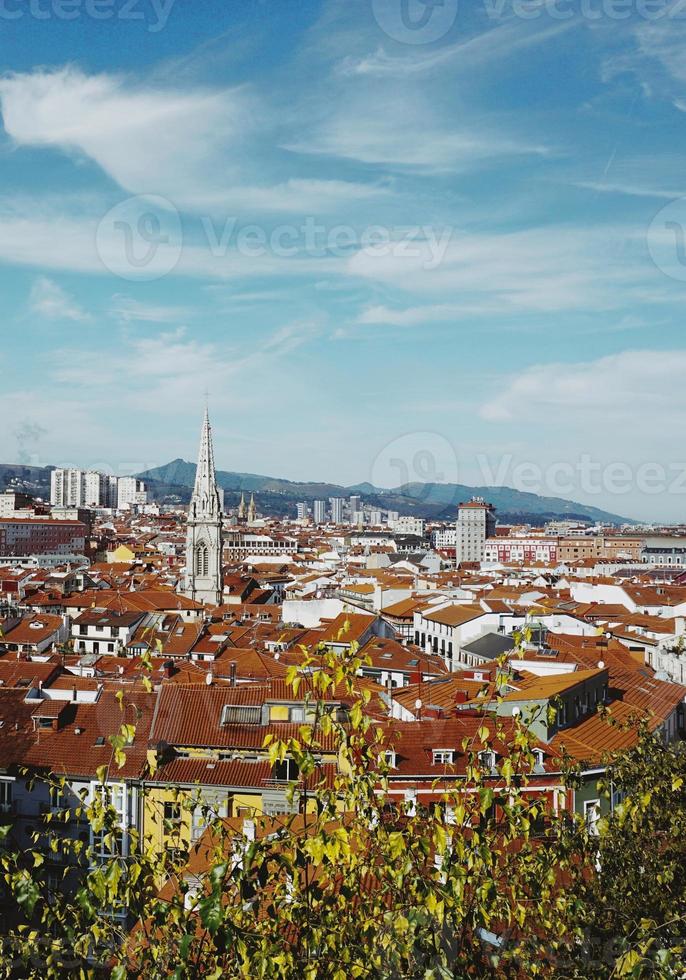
[0,483,685,927]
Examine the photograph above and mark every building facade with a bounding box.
[455,498,496,564]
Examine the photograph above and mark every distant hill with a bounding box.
[0,463,53,499]
[138,459,635,526]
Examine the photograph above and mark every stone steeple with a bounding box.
[238,492,246,520]
[247,492,256,524]
[183,408,223,606]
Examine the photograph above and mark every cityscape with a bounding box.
[2,1,686,977]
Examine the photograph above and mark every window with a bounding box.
[91,783,125,860]
[382,750,396,769]
[164,802,182,825]
[532,749,545,772]
[0,781,12,813]
[191,792,228,842]
[272,759,299,782]
[584,799,600,836]
[478,750,496,773]
[432,749,455,766]
[49,785,66,814]
[195,544,209,577]
[221,705,261,726]
[288,706,304,723]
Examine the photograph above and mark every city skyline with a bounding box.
[2,2,686,521]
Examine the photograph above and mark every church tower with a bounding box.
[247,492,256,524]
[183,408,223,606]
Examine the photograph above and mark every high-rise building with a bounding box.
[455,498,496,564]
[50,468,85,507]
[83,471,106,508]
[183,409,223,606]
[50,469,141,510]
[117,477,148,511]
[329,497,344,524]
[349,495,361,516]
[104,475,119,509]
[313,500,326,524]
[296,502,308,521]
[369,509,382,526]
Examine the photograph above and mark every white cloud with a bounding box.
[285,108,545,170]
[109,295,193,324]
[339,19,576,78]
[357,302,505,326]
[347,225,650,314]
[0,67,252,208]
[0,68,393,216]
[479,349,686,430]
[28,276,90,322]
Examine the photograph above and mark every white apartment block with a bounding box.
[116,477,148,511]
[432,527,457,549]
[391,516,426,537]
[455,498,496,564]
[50,468,85,507]
[50,469,147,511]
[329,498,344,523]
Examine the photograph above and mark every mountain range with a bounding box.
[0,459,635,525]
[136,459,635,526]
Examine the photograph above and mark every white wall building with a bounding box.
[391,516,426,537]
[117,477,148,511]
[455,498,496,564]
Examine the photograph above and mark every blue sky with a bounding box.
[2,0,686,521]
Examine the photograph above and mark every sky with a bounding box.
[2,0,686,521]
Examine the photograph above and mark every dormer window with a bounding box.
[432,749,455,766]
[272,758,299,782]
[478,750,496,773]
[221,705,261,726]
[532,748,545,772]
[382,750,396,769]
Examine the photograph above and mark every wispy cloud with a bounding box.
[109,295,194,324]
[479,349,686,432]
[0,67,253,208]
[28,276,90,322]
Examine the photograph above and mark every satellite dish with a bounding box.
[414,698,422,710]
[597,660,605,670]
[274,652,280,660]
[205,671,213,686]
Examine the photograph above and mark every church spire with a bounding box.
[183,407,223,606]
[191,407,220,517]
